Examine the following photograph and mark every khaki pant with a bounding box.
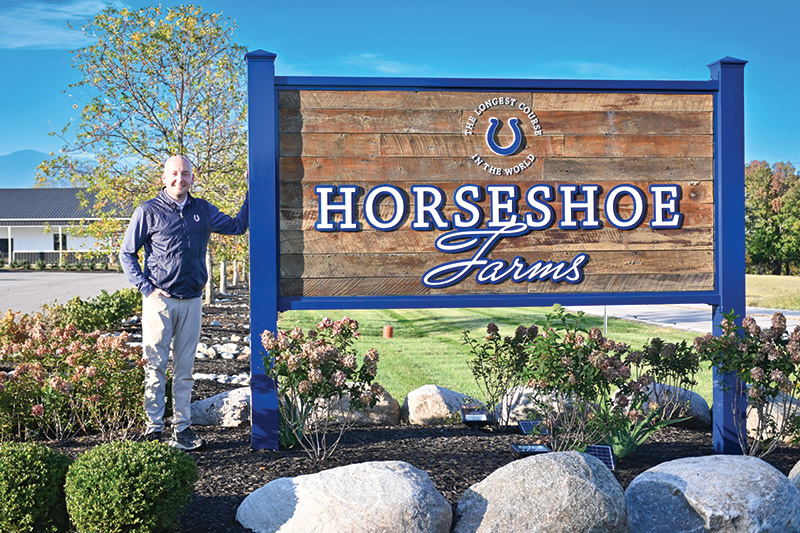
[142,295,202,433]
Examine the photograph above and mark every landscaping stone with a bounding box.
[789,460,800,492]
[453,451,628,533]
[402,385,466,425]
[324,390,402,426]
[745,391,800,441]
[191,387,250,427]
[495,386,539,425]
[626,454,800,532]
[220,342,239,353]
[236,461,452,533]
[644,383,711,428]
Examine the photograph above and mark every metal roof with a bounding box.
[0,188,127,223]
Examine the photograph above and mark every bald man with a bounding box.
[120,155,249,449]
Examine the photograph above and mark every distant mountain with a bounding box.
[0,150,50,188]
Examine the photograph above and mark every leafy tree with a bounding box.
[745,161,800,275]
[37,4,249,269]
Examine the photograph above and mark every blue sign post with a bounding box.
[246,50,747,452]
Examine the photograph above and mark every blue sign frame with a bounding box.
[247,50,747,453]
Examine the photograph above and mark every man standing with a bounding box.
[120,155,248,450]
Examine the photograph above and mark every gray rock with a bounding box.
[453,451,628,533]
[789,460,800,492]
[231,334,242,342]
[324,390,402,426]
[402,385,465,425]
[495,386,541,425]
[220,342,239,354]
[210,320,222,326]
[626,454,800,532]
[745,391,800,442]
[221,352,236,360]
[191,387,250,427]
[645,383,711,428]
[236,461,451,533]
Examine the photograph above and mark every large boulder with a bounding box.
[789,461,800,492]
[334,390,402,426]
[453,451,628,533]
[191,387,250,427]
[626,455,800,532]
[402,385,466,425]
[644,383,711,429]
[236,461,452,533]
[746,391,800,441]
[495,386,537,425]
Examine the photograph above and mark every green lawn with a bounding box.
[272,276,800,410]
[278,307,709,407]
[747,274,800,309]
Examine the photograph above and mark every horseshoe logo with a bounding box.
[485,117,522,156]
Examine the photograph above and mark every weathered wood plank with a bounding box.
[280,272,715,298]
[279,156,713,183]
[279,226,715,254]
[543,157,714,182]
[278,90,713,112]
[281,179,713,205]
[279,91,535,110]
[279,202,713,233]
[279,156,545,183]
[280,250,713,280]
[279,109,713,135]
[379,134,565,158]
[531,93,713,112]
[564,135,713,158]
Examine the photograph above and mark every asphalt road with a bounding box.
[2,271,799,335]
[565,303,800,334]
[0,271,132,315]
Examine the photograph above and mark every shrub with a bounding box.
[695,311,800,456]
[626,337,700,423]
[0,442,72,533]
[522,305,657,452]
[262,316,381,461]
[463,323,535,426]
[0,313,146,442]
[65,441,198,533]
[44,288,142,333]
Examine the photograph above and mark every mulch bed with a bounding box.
[28,287,800,531]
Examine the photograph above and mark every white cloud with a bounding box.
[0,0,111,50]
[536,61,656,80]
[339,53,427,76]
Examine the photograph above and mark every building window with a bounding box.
[0,238,11,255]
[54,234,67,251]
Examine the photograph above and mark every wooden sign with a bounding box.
[278,90,714,298]
[247,52,747,454]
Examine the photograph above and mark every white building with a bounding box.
[0,188,128,265]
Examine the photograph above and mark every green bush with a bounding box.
[65,441,198,533]
[0,442,72,533]
[45,288,142,333]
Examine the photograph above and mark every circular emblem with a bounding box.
[463,96,543,176]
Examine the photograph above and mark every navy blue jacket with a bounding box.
[120,189,249,299]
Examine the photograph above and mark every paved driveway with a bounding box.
[566,303,800,334]
[0,271,132,315]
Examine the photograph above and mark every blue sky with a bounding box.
[0,0,798,168]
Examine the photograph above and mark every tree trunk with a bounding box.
[205,249,214,304]
[219,260,227,294]
[232,260,239,286]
